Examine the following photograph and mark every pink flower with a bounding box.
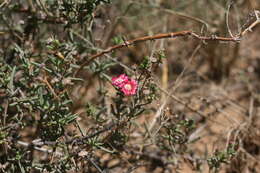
[120,79,138,96]
[112,74,138,96]
[112,74,128,88]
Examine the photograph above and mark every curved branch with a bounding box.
[75,30,241,76]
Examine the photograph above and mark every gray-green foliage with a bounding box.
[0,0,110,172]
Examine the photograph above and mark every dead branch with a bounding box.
[75,31,243,76]
[75,9,260,77]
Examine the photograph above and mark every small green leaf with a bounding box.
[112,36,124,44]
[8,66,16,95]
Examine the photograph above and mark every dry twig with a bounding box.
[75,31,242,76]
[75,10,260,77]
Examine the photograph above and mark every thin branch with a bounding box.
[131,2,209,28]
[0,0,11,9]
[29,121,118,146]
[239,10,260,36]
[86,157,105,173]
[39,76,59,100]
[36,0,53,17]
[12,7,65,24]
[16,140,63,156]
[226,1,234,38]
[75,30,242,76]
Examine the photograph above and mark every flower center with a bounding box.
[124,84,132,90]
[116,78,123,82]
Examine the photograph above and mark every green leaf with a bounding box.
[8,66,16,95]
[112,36,124,44]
